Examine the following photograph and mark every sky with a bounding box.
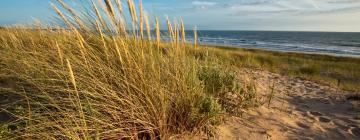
[0,0,360,32]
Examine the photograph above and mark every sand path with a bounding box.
[217,69,360,140]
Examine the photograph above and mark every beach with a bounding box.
[217,68,359,139]
[1,0,360,139]
[172,47,360,139]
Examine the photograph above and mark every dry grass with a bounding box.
[0,0,257,139]
[193,26,197,49]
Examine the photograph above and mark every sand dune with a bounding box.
[217,69,360,140]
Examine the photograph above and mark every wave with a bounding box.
[194,36,360,57]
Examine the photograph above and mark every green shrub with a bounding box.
[188,95,222,130]
[197,65,259,115]
[198,66,236,95]
[198,96,221,115]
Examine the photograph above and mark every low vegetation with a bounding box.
[198,46,360,92]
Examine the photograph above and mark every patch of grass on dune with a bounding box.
[199,46,360,92]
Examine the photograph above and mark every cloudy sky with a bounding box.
[0,0,360,32]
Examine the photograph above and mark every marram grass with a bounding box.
[0,0,257,139]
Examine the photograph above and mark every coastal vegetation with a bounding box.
[199,46,360,92]
[0,0,256,139]
[0,0,359,139]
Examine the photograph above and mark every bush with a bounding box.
[197,65,258,115]
[198,66,236,95]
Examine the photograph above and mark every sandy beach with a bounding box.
[216,68,360,139]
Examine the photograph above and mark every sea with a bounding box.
[181,30,360,57]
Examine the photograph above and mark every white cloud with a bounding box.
[192,1,217,6]
[191,1,217,9]
[220,0,360,14]
[142,0,360,31]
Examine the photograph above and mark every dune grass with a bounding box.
[194,46,360,92]
[1,0,359,139]
[0,0,257,139]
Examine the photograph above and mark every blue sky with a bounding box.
[1,0,360,32]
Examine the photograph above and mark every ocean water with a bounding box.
[183,31,360,57]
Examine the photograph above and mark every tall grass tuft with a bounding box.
[139,0,144,39]
[180,19,186,48]
[173,19,179,48]
[166,16,174,44]
[56,0,86,30]
[144,13,151,40]
[194,25,198,48]
[155,17,160,48]
[0,0,258,139]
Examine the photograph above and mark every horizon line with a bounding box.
[1,26,359,33]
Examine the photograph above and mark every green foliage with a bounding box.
[238,82,259,108]
[189,95,222,129]
[198,66,236,95]
[198,96,221,115]
[0,124,11,139]
[197,65,259,114]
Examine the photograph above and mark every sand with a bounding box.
[216,68,360,140]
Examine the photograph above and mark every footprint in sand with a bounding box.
[301,104,310,109]
[297,122,310,129]
[307,111,332,123]
[318,117,332,123]
[308,111,322,116]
